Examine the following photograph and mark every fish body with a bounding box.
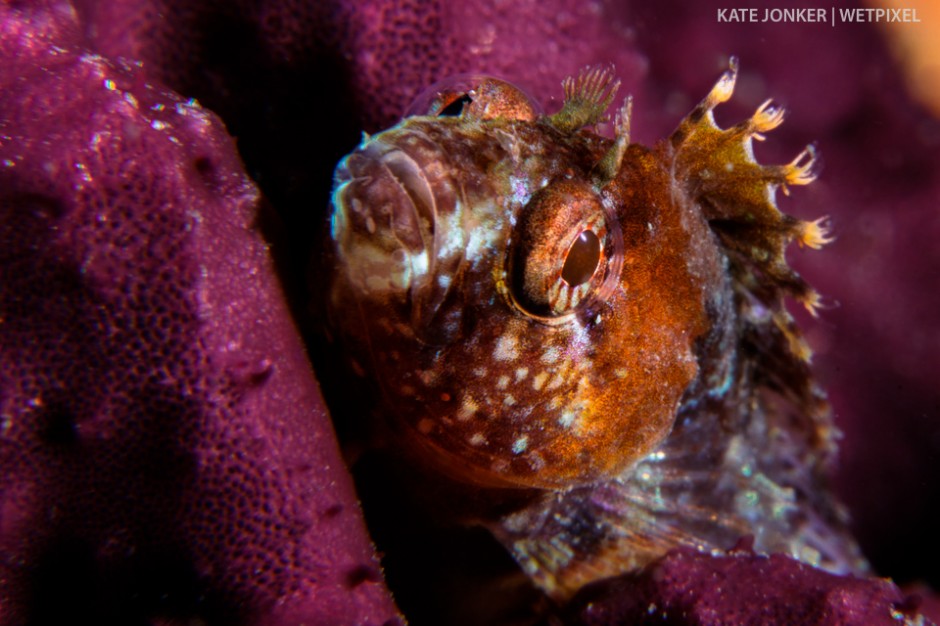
[325,63,864,598]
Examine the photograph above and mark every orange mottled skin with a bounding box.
[329,113,719,489]
[325,61,863,599]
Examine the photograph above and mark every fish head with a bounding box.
[327,69,759,489]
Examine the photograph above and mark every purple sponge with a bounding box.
[566,547,925,626]
[0,3,400,624]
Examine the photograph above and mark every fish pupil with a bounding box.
[438,93,473,117]
[562,230,601,286]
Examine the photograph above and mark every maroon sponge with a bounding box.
[565,547,925,626]
[0,3,400,625]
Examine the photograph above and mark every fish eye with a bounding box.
[405,74,542,121]
[508,180,623,320]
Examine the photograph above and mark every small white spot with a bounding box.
[509,175,531,205]
[512,436,529,454]
[496,375,510,390]
[515,367,529,381]
[532,372,548,391]
[473,367,487,378]
[438,274,451,288]
[469,432,487,446]
[494,334,519,361]
[559,410,577,428]
[410,251,429,276]
[540,346,560,363]
[464,204,502,264]
[547,373,565,391]
[365,215,376,233]
[438,206,466,257]
[503,395,516,407]
[458,396,478,421]
[614,368,628,379]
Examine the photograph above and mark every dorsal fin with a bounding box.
[548,65,620,134]
[668,57,835,443]
[670,58,832,316]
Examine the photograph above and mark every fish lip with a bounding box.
[331,126,469,344]
[331,131,444,255]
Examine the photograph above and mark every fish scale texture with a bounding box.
[0,3,401,625]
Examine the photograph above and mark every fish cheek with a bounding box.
[401,159,716,490]
[423,217,710,490]
[579,151,716,474]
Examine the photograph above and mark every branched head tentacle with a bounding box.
[593,96,633,186]
[548,65,621,134]
[614,95,633,144]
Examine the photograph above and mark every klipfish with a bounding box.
[324,59,865,599]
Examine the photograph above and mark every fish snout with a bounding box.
[330,134,465,344]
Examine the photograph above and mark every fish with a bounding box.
[323,58,865,601]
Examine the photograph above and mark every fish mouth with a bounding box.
[331,129,466,344]
[332,137,439,254]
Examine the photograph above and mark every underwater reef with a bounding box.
[1,0,937,624]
